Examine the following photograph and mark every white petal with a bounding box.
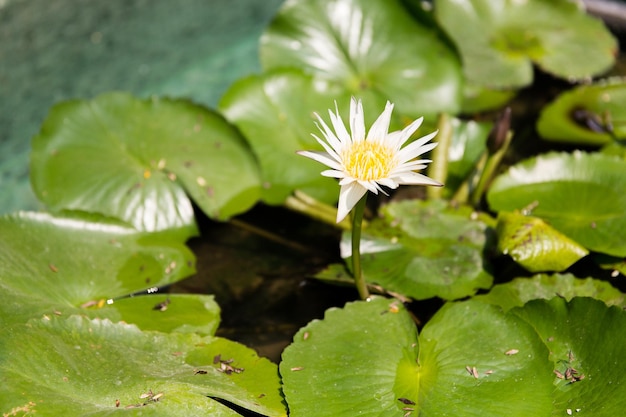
[337,182,367,223]
[385,131,404,150]
[358,179,383,195]
[394,159,431,171]
[339,176,357,185]
[315,116,344,151]
[395,172,443,187]
[328,102,351,146]
[398,131,438,162]
[376,177,399,189]
[297,150,343,171]
[397,135,438,162]
[367,101,394,142]
[321,169,346,178]
[311,133,342,162]
[394,116,424,148]
[350,97,366,142]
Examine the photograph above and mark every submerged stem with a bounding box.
[351,194,370,300]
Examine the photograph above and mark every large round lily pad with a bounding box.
[260,0,462,118]
[487,151,626,257]
[31,92,261,233]
[281,295,626,416]
[220,70,347,205]
[281,297,553,416]
[0,211,220,336]
[511,297,626,416]
[0,315,286,416]
[435,0,617,88]
[0,211,195,323]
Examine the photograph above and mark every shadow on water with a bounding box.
[171,204,357,363]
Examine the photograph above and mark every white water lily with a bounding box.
[298,98,442,223]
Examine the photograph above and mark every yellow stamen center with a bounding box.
[342,140,395,181]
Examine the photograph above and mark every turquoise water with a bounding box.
[0,0,283,213]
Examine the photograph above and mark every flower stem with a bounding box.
[351,194,370,300]
[427,113,452,200]
[470,130,513,208]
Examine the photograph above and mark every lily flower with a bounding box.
[298,98,442,223]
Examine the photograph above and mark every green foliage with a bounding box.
[260,0,463,118]
[7,0,626,415]
[511,297,626,415]
[342,200,493,300]
[219,70,346,205]
[488,152,626,257]
[445,118,492,194]
[282,296,626,416]
[0,211,196,324]
[31,92,261,232]
[0,212,286,416]
[496,211,588,272]
[0,315,284,416]
[435,0,617,89]
[537,77,626,145]
[475,273,626,311]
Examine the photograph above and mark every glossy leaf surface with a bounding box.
[0,211,195,324]
[0,211,286,416]
[284,296,626,416]
[0,315,285,416]
[487,152,626,257]
[260,0,462,118]
[31,92,261,232]
[512,298,626,416]
[342,200,493,300]
[475,273,626,311]
[220,70,345,205]
[435,0,617,88]
[496,211,588,272]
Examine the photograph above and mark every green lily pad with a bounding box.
[496,211,588,272]
[281,295,625,416]
[511,297,626,416]
[0,315,286,416]
[417,300,554,416]
[537,77,626,145]
[260,0,462,118]
[435,0,617,88]
[103,294,221,336]
[342,199,493,300]
[219,70,347,205]
[220,69,437,205]
[31,92,261,233]
[475,273,626,311]
[487,151,626,257]
[0,211,220,337]
[281,297,554,416]
[280,297,421,417]
[461,82,517,113]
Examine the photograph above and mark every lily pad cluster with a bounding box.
[0,212,285,415]
[3,0,626,415]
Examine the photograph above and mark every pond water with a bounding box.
[0,0,282,214]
